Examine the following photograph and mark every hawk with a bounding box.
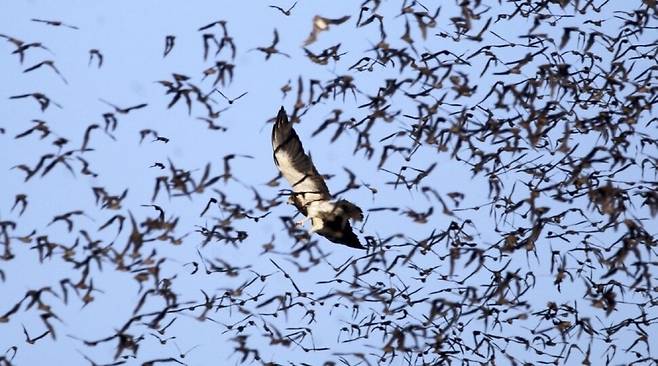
[272,107,365,249]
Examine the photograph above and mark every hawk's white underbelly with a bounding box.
[307,200,336,232]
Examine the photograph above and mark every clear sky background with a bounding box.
[1,1,657,365]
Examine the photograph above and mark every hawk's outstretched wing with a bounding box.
[272,106,365,250]
[320,219,363,249]
[272,106,331,210]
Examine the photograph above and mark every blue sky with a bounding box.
[1,1,657,365]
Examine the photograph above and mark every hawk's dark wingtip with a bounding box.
[344,234,366,250]
[321,223,366,250]
[277,106,287,119]
[346,240,366,250]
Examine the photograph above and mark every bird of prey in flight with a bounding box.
[272,107,364,249]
